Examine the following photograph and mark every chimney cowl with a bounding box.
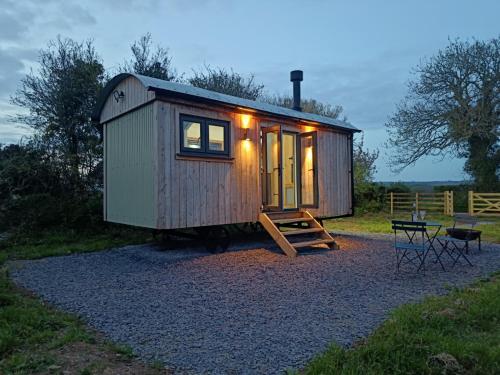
[290,70,303,82]
[290,70,303,111]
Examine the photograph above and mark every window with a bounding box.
[183,120,201,149]
[179,114,230,157]
[208,124,225,152]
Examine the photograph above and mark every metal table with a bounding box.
[423,221,446,271]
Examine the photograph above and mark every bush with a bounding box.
[434,184,471,212]
[0,144,103,233]
[354,182,387,213]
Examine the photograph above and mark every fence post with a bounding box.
[415,192,419,212]
[449,191,454,216]
[444,191,448,215]
[468,190,474,216]
[390,192,394,215]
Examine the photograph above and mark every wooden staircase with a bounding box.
[258,210,338,257]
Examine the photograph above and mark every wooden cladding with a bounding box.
[103,85,353,230]
[154,102,353,229]
[156,101,260,229]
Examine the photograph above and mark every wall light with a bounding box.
[242,128,251,141]
[113,90,125,103]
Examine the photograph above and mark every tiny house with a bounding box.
[92,71,360,256]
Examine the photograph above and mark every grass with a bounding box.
[302,273,500,374]
[324,212,500,243]
[0,226,152,262]
[0,227,162,374]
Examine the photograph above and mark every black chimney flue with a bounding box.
[290,70,303,111]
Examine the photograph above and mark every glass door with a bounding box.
[282,132,298,210]
[299,132,318,207]
[261,126,281,211]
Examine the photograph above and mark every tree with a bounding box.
[121,33,179,81]
[11,37,106,194]
[386,38,500,191]
[352,135,382,211]
[189,65,264,100]
[264,95,345,119]
[0,142,60,230]
[353,135,379,189]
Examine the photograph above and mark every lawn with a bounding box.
[303,272,500,374]
[0,228,163,374]
[325,212,500,243]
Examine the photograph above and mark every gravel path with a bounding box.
[9,234,500,374]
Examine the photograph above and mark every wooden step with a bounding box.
[259,210,339,257]
[258,213,298,257]
[266,211,304,220]
[292,238,335,248]
[272,217,314,225]
[282,227,324,236]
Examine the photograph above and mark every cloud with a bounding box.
[0,0,96,44]
[0,121,31,144]
[38,2,97,30]
[0,47,37,97]
[0,10,29,41]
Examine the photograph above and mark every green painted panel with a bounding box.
[104,104,156,228]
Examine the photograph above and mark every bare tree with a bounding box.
[263,94,345,119]
[121,33,179,81]
[386,37,499,190]
[189,65,264,100]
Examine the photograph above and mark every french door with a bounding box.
[261,127,317,211]
[261,126,281,211]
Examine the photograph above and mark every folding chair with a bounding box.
[438,238,473,267]
[392,220,428,273]
[435,214,479,267]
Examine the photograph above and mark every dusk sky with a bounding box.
[1,0,499,181]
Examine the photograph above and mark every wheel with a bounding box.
[197,226,231,253]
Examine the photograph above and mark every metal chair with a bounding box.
[435,214,478,267]
[391,220,428,273]
[438,237,473,267]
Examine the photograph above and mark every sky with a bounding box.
[0,0,498,181]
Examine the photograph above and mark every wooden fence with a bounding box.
[468,191,500,216]
[388,191,454,216]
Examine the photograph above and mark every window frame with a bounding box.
[179,114,230,158]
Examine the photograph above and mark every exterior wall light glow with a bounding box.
[241,114,251,141]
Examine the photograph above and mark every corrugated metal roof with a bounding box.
[93,73,359,132]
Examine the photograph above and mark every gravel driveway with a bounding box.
[9,234,500,374]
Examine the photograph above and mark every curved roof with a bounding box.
[92,73,359,132]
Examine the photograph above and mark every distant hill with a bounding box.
[377,180,470,192]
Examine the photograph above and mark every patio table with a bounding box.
[404,221,446,271]
[423,221,446,271]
